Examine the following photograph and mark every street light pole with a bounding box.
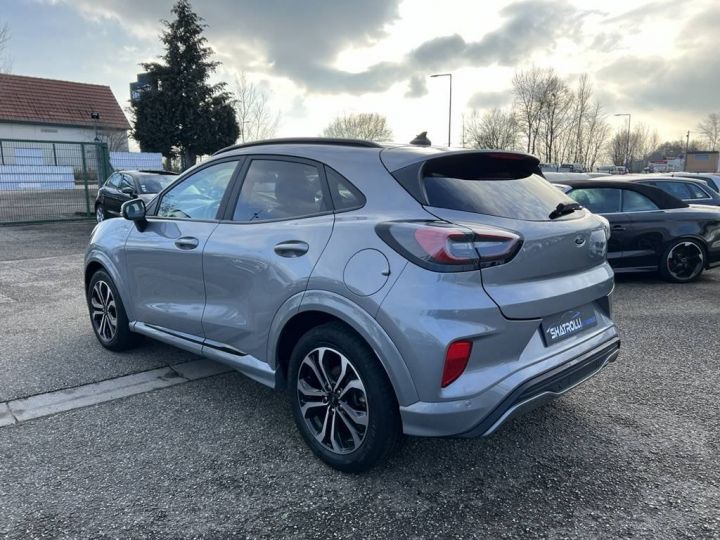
[614,113,631,172]
[431,73,452,146]
[684,130,691,171]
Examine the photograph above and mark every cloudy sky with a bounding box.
[2,0,719,145]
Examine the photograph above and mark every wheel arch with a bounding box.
[84,251,133,319]
[268,290,419,406]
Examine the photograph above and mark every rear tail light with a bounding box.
[442,340,473,387]
[376,221,521,272]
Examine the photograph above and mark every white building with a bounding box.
[0,73,130,152]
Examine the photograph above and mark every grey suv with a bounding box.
[85,139,620,472]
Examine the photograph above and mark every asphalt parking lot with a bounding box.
[1,221,719,539]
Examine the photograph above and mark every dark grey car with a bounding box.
[85,139,620,472]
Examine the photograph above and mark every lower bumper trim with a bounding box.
[458,337,620,438]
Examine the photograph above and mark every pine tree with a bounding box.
[131,0,239,169]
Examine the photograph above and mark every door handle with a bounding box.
[175,236,199,250]
[274,241,309,257]
[611,225,626,231]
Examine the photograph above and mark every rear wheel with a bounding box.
[288,322,401,473]
[87,270,141,350]
[660,239,705,283]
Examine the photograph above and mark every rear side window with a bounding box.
[568,188,622,213]
[420,155,575,221]
[685,183,710,199]
[325,167,365,211]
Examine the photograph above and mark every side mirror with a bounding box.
[121,199,147,231]
[120,186,136,195]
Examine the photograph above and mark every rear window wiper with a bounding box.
[549,202,582,220]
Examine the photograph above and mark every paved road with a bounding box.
[0,222,719,538]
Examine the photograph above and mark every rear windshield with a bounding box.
[424,174,577,221]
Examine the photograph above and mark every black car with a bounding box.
[561,179,720,282]
[620,175,720,207]
[95,170,178,222]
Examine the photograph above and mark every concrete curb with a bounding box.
[2,359,233,426]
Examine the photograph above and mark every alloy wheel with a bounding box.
[667,242,704,281]
[297,347,369,454]
[96,206,104,223]
[90,280,117,342]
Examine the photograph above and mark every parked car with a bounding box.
[562,179,720,282]
[544,172,592,182]
[95,170,178,222]
[668,172,720,193]
[619,175,720,207]
[85,139,620,472]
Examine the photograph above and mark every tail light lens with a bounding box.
[376,221,521,272]
[442,340,473,387]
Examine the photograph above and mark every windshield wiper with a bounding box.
[549,202,582,220]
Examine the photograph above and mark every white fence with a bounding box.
[110,152,163,171]
[0,165,75,190]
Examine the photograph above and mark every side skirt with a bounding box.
[130,321,276,390]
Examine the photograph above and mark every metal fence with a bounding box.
[0,139,113,224]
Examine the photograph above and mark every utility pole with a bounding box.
[684,130,691,171]
[430,73,452,146]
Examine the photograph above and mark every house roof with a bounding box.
[0,73,130,130]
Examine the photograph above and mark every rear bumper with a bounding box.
[458,337,619,437]
[399,333,620,437]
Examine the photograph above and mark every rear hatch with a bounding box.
[384,150,613,320]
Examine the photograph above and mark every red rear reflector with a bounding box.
[442,340,473,387]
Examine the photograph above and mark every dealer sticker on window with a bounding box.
[541,305,598,346]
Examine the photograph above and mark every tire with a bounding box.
[95,204,105,223]
[659,239,706,283]
[287,322,402,473]
[86,270,142,351]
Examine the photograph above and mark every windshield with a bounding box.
[137,175,175,194]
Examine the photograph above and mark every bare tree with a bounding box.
[582,102,611,171]
[512,67,548,154]
[464,108,519,150]
[0,22,11,74]
[537,74,574,164]
[234,72,280,143]
[606,123,660,171]
[697,112,720,151]
[322,112,393,142]
[97,130,130,152]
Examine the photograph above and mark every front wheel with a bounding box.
[660,239,705,283]
[87,270,142,351]
[95,204,105,223]
[288,322,401,473]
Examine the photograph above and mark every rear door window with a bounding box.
[232,159,330,222]
[567,188,622,214]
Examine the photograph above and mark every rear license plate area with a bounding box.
[541,305,598,346]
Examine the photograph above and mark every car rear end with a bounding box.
[374,149,620,437]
